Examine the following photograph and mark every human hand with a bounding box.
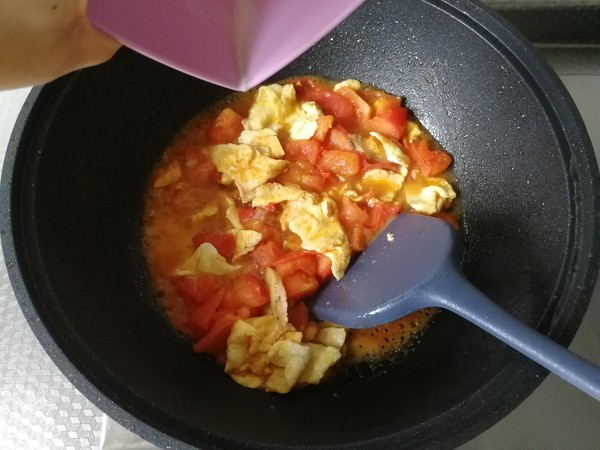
[0,0,121,90]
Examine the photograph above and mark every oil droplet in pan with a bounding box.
[345,308,437,363]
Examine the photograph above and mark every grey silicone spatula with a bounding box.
[314,213,600,401]
[87,0,364,91]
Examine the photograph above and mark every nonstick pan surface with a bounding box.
[2,0,599,449]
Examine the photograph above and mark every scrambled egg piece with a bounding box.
[348,133,411,203]
[288,102,321,140]
[328,182,364,202]
[370,132,411,168]
[225,204,243,229]
[192,192,234,228]
[229,229,262,261]
[297,343,343,385]
[313,326,346,349]
[209,144,288,203]
[244,84,298,132]
[192,201,263,262]
[210,83,326,206]
[280,194,351,280]
[238,129,284,158]
[225,315,344,393]
[264,267,288,327]
[350,132,410,171]
[191,203,219,224]
[154,160,182,188]
[251,182,306,207]
[225,203,262,260]
[360,169,407,203]
[403,170,456,214]
[243,84,322,141]
[406,120,425,142]
[176,243,238,276]
[333,79,362,91]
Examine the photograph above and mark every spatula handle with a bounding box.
[428,272,600,401]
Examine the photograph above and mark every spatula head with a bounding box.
[313,214,461,328]
[87,0,365,91]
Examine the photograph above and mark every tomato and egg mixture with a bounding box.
[144,77,457,393]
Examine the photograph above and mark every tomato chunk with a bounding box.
[336,197,372,251]
[313,115,334,141]
[185,290,225,333]
[348,225,370,251]
[282,271,319,301]
[207,108,244,144]
[365,108,408,141]
[317,149,362,178]
[275,161,329,192]
[366,202,402,231]
[192,312,238,355]
[324,125,354,151]
[315,254,333,281]
[221,273,270,310]
[336,86,372,122]
[273,251,319,279]
[176,273,224,306]
[238,206,257,222]
[288,301,310,332]
[298,88,357,129]
[337,196,369,230]
[272,251,326,300]
[379,106,409,131]
[403,139,452,177]
[285,139,322,166]
[362,89,403,111]
[176,274,227,336]
[175,275,200,303]
[252,241,286,269]
[359,89,409,140]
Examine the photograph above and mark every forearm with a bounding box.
[0,0,120,89]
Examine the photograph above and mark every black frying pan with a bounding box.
[2,0,599,448]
